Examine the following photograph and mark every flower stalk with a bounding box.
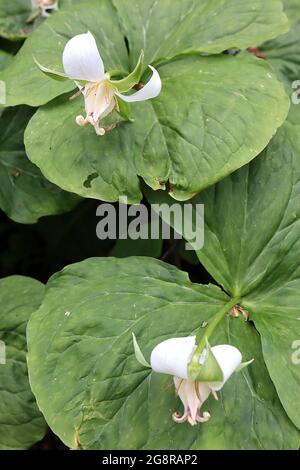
[188,297,241,381]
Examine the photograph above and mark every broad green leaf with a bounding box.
[261,0,300,90]
[0,50,12,71]
[243,299,300,432]
[145,120,300,429]
[0,106,79,224]
[27,257,299,450]
[113,0,289,67]
[25,93,143,204]
[0,275,47,449]
[0,0,130,106]
[25,54,289,202]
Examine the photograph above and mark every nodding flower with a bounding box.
[35,32,162,136]
[150,336,242,426]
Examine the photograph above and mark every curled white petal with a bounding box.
[63,32,105,82]
[116,65,162,103]
[208,345,242,391]
[151,337,242,426]
[150,336,196,379]
[173,377,211,426]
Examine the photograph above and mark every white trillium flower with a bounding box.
[150,336,242,426]
[36,32,162,136]
[32,0,58,17]
[63,32,161,135]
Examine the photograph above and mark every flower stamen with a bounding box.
[172,411,189,424]
[196,411,211,423]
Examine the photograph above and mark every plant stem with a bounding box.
[190,297,240,369]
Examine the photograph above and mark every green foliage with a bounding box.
[0,0,289,201]
[0,106,79,223]
[0,276,47,449]
[27,258,299,449]
[0,0,299,452]
[145,119,300,430]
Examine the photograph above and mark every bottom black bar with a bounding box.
[0,450,298,467]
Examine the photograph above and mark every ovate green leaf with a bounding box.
[27,257,299,450]
[0,276,47,450]
[25,54,289,202]
[113,0,289,67]
[145,121,300,429]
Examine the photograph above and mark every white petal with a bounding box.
[150,336,196,379]
[173,378,211,426]
[184,380,200,424]
[209,345,242,391]
[116,65,161,103]
[63,32,105,82]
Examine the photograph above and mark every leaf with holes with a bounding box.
[24,54,289,202]
[0,49,12,71]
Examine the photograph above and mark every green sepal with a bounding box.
[34,57,87,87]
[110,50,144,92]
[132,333,151,368]
[116,97,134,122]
[236,358,254,372]
[188,339,224,383]
[33,57,69,82]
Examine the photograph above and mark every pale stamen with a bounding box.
[196,411,211,423]
[172,411,189,424]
